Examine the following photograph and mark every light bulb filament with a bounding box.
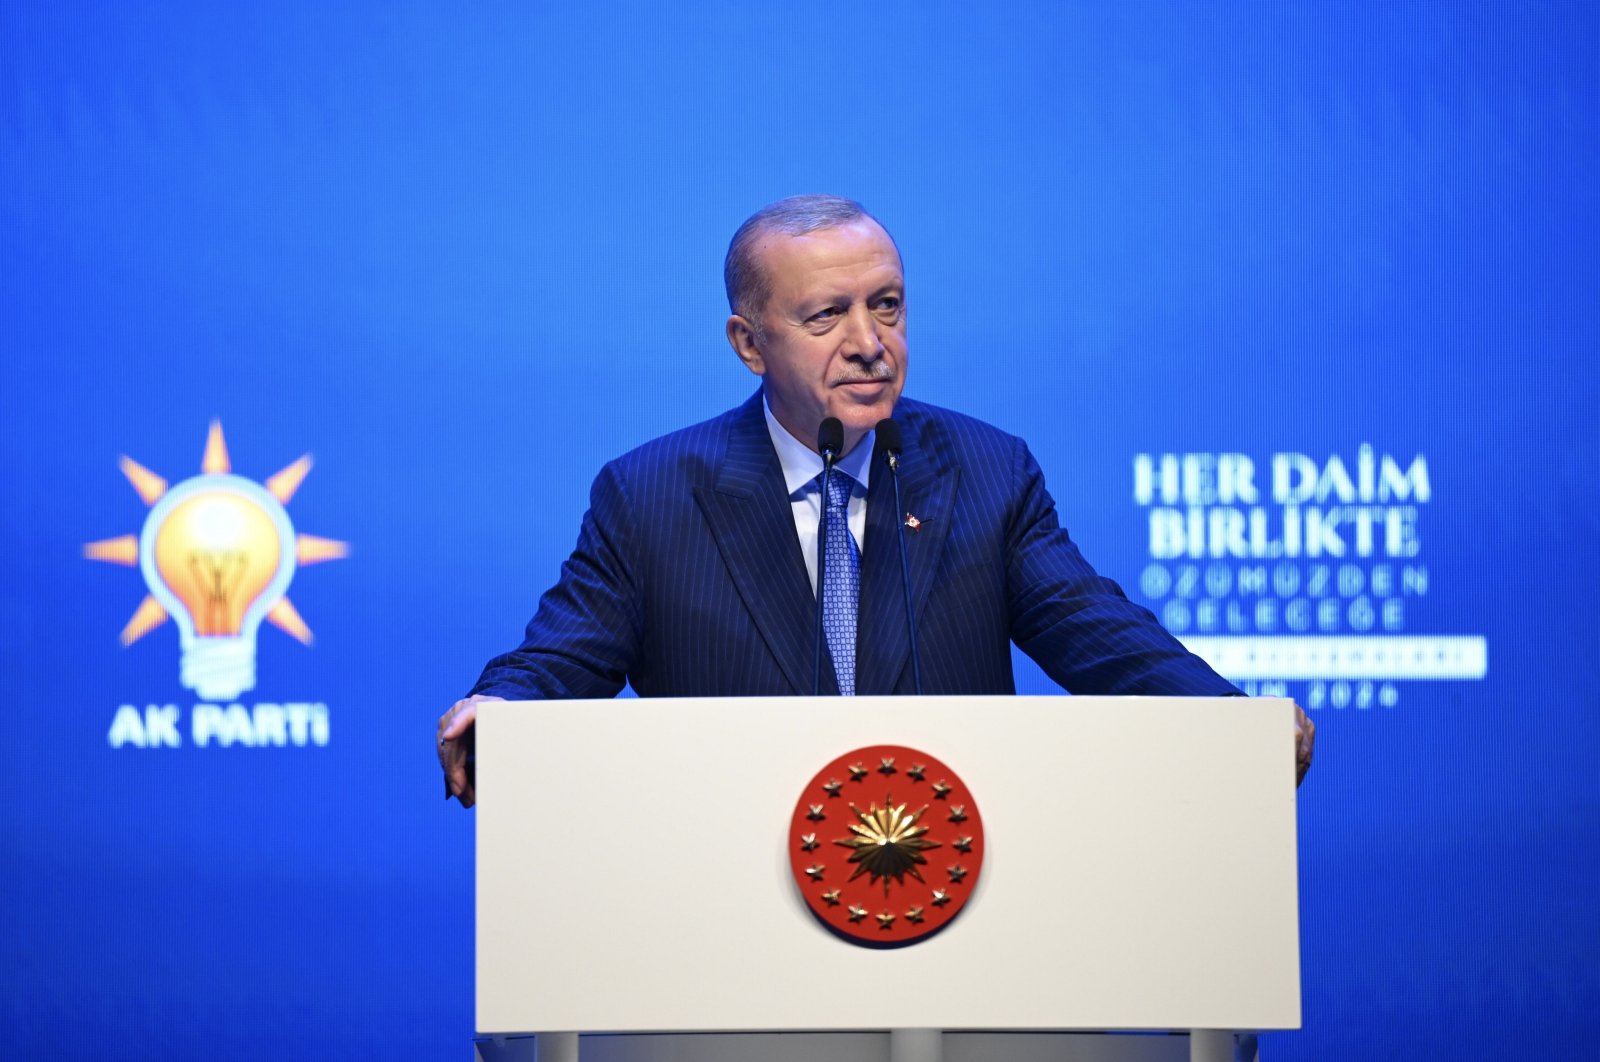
[186,550,248,635]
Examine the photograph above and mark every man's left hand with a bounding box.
[1294,702,1315,786]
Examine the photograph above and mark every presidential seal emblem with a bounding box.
[789,745,984,945]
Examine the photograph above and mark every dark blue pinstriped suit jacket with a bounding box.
[472,392,1239,699]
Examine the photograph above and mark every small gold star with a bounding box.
[878,757,897,775]
[800,833,819,851]
[948,804,967,823]
[905,905,925,923]
[931,781,952,799]
[822,779,843,797]
[947,864,968,883]
[953,835,973,853]
[907,764,926,781]
[849,763,868,782]
[847,905,869,923]
[820,889,842,906]
[807,804,826,821]
[876,911,896,929]
[806,864,826,881]
[930,889,951,907]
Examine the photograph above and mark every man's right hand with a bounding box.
[438,694,502,808]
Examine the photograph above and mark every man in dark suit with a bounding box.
[438,195,1314,805]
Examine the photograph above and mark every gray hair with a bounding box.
[723,194,895,327]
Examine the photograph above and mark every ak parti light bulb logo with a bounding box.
[85,421,348,700]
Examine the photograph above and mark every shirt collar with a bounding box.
[762,396,874,496]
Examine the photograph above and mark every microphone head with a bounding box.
[874,418,903,457]
[817,417,844,459]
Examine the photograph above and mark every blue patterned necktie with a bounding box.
[819,470,860,696]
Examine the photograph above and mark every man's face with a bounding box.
[726,219,907,454]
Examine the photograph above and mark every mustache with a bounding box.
[831,363,896,386]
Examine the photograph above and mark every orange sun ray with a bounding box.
[297,534,350,565]
[84,535,140,566]
[120,595,169,646]
[201,419,231,474]
[118,456,168,505]
[266,597,314,645]
[265,454,314,504]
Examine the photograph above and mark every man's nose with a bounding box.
[842,306,885,360]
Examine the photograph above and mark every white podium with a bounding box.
[476,696,1300,1062]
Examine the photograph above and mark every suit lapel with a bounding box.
[856,414,959,694]
[694,394,837,696]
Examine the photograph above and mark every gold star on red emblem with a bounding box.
[790,745,984,946]
[833,800,941,888]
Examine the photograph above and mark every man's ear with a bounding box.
[726,315,765,375]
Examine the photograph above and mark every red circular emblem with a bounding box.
[789,745,984,945]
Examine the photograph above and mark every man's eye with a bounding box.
[875,298,902,315]
[810,307,840,323]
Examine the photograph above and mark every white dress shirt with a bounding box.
[762,398,872,595]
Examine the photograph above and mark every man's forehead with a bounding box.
[756,220,904,294]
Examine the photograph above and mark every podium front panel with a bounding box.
[476,696,1301,1035]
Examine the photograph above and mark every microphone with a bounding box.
[875,418,924,695]
[817,417,844,463]
[814,418,844,696]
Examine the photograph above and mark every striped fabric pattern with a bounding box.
[472,391,1240,701]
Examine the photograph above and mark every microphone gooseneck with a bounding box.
[814,418,844,696]
[875,418,924,695]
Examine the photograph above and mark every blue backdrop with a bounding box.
[3,3,1595,1058]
